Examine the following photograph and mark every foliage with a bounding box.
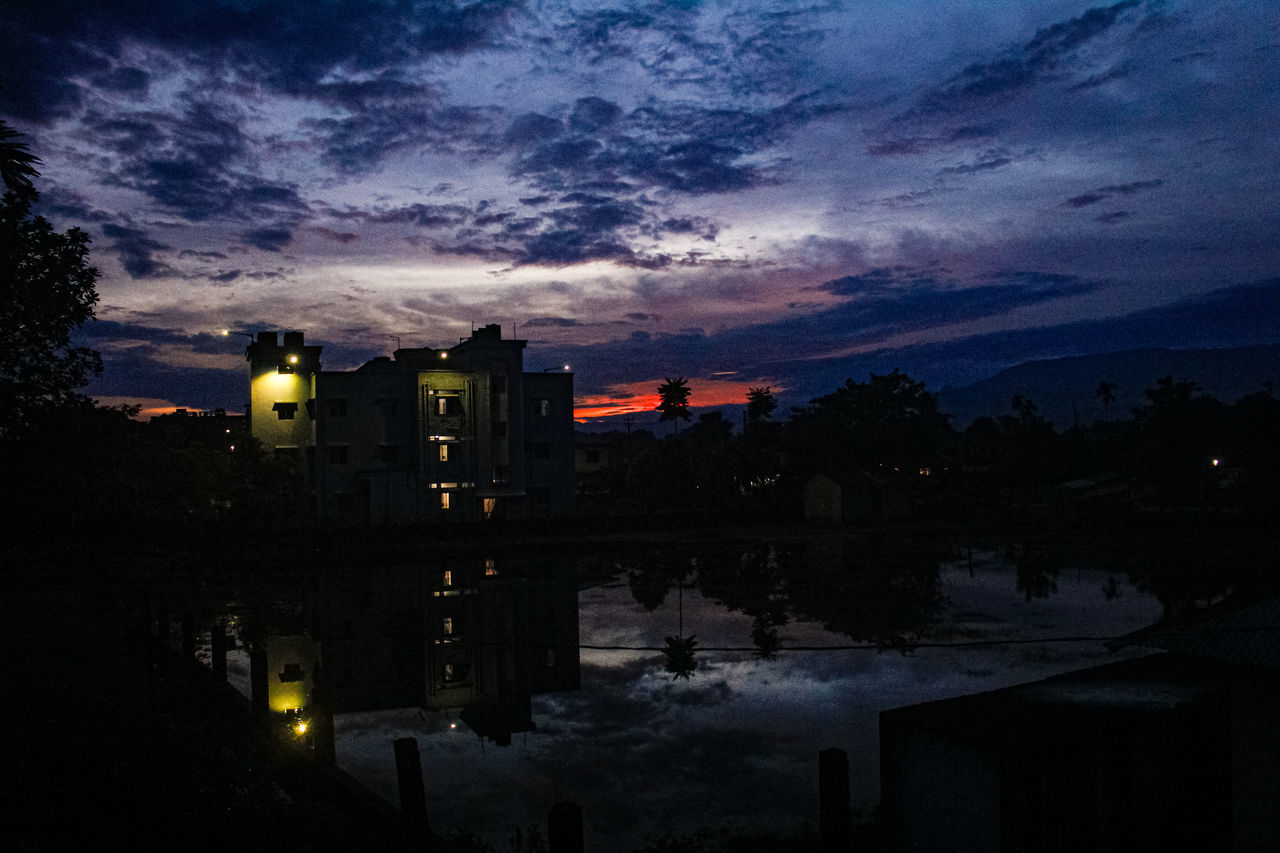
[656,376,692,433]
[662,634,698,680]
[745,386,777,424]
[0,123,101,436]
[787,369,951,476]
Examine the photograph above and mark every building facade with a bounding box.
[246,325,574,524]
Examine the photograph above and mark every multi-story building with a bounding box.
[245,324,574,524]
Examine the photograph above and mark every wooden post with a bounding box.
[820,747,851,852]
[394,737,431,839]
[211,624,227,679]
[249,643,269,723]
[548,801,584,853]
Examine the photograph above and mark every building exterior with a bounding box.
[245,325,574,524]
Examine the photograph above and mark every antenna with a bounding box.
[388,334,401,351]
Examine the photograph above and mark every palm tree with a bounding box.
[1095,380,1116,420]
[745,386,777,426]
[656,376,692,435]
[0,119,40,197]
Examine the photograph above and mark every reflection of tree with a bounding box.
[662,634,698,680]
[627,561,675,611]
[1007,542,1060,602]
[750,613,785,660]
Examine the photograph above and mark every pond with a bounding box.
[209,537,1161,852]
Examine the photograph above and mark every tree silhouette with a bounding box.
[745,386,777,425]
[0,122,101,437]
[656,376,692,435]
[1095,380,1116,419]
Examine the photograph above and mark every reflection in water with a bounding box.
[162,537,1171,852]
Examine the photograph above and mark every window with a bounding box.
[274,446,298,460]
[491,422,507,437]
[492,465,509,484]
[535,398,550,417]
[438,444,449,462]
[436,397,448,416]
[272,401,298,420]
[278,662,304,683]
[442,570,453,587]
[484,558,497,576]
[328,446,348,464]
[327,399,348,417]
[532,442,551,460]
[443,663,455,682]
[440,491,451,510]
[379,445,399,464]
[442,617,453,636]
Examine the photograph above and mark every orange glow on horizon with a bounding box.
[574,377,784,422]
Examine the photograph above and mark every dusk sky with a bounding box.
[5,0,1279,422]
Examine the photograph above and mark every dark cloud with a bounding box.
[241,227,293,251]
[1065,178,1163,208]
[524,317,579,328]
[938,150,1015,175]
[368,203,471,228]
[902,1,1144,119]
[1094,210,1132,224]
[101,223,171,278]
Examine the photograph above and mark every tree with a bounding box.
[656,376,692,435]
[1095,380,1116,419]
[745,385,777,425]
[0,121,101,437]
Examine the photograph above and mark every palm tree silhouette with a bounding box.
[1095,380,1116,420]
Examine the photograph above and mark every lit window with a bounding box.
[439,444,449,462]
[272,402,298,420]
[443,617,453,635]
[482,498,498,519]
[436,397,448,416]
[484,558,497,576]
[443,570,453,587]
[440,491,451,510]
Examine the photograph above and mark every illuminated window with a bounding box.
[443,570,453,587]
[440,491,451,510]
[442,617,453,635]
[272,401,298,420]
[327,399,347,417]
[484,558,497,576]
[439,444,449,462]
[483,498,498,519]
[436,397,448,416]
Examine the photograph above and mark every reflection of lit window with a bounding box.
[443,663,455,682]
[443,617,453,635]
[484,558,497,576]
[440,492,451,510]
[443,570,452,587]
[439,444,449,462]
[436,397,448,416]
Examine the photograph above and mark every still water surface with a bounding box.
[245,542,1164,852]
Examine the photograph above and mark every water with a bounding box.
[313,542,1163,851]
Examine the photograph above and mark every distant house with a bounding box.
[880,598,1280,852]
[803,469,913,525]
[245,325,574,524]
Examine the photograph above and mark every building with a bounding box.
[245,324,574,524]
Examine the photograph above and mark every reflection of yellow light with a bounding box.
[288,354,298,364]
[440,352,448,359]
[295,721,308,735]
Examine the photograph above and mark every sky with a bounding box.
[4,0,1279,423]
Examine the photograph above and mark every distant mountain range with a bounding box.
[936,345,1280,429]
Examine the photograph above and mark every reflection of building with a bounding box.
[315,558,581,745]
[263,634,321,715]
[245,325,574,524]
